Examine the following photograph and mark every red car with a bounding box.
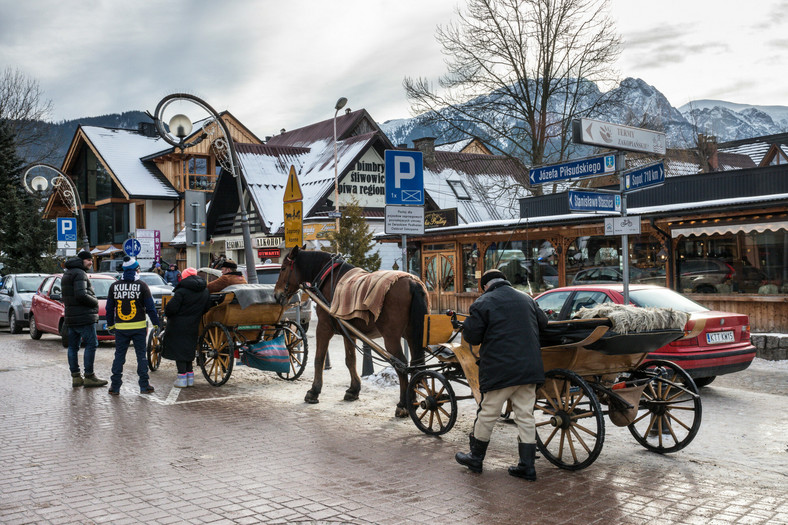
[29,273,117,347]
[534,284,755,387]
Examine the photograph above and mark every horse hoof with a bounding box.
[305,391,320,404]
[395,407,409,418]
[344,392,359,401]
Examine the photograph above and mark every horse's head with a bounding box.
[274,246,302,305]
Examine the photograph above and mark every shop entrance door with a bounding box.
[423,246,456,312]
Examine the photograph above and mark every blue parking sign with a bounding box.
[57,218,77,242]
[385,150,424,206]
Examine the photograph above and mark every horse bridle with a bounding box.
[279,253,298,300]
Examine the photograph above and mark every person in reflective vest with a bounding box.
[106,256,160,395]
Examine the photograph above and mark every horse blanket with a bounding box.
[329,268,428,324]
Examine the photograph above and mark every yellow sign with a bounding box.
[302,222,336,241]
[283,165,303,202]
[284,201,303,248]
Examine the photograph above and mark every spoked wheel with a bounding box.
[197,322,234,386]
[406,370,457,436]
[628,360,702,453]
[146,327,163,371]
[274,321,309,380]
[534,368,605,471]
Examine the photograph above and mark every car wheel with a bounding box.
[9,310,22,334]
[693,376,716,388]
[29,315,42,340]
[59,323,69,348]
[694,284,716,294]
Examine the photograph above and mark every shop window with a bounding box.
[462,244,479,291]
[676,230,787,295]
[484,240,557,293]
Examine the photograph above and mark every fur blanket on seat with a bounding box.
[573,304,689,334]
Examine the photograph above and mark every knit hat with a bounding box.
[220,259,238,270]
[122,256,139,271]
[182,267,198,279]
[78,250,92,260]
[480,269,506,289]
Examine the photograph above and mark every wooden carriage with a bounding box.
[146,284,309,386]
[410,313,702,470]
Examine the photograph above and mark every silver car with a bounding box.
[0,273,48,333]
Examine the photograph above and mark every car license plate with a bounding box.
[706,331,734,344]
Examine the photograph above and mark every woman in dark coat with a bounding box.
[162,267,211,387]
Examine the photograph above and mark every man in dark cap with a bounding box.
[206,259,247,293]
[62,250,108,388]
[455,268,548,481]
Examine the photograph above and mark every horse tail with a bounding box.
[408,279,428,366]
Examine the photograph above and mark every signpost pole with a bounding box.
[191,201,201,267]
[618,151,630,305]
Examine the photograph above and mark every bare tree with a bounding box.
[0,67,56,162]
[404,0,621,192]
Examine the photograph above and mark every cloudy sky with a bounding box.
[1,0,786,135]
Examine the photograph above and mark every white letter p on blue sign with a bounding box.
[57,217,77,241]
[395,156,415,188]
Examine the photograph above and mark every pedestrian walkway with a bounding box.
[0,335,785,524]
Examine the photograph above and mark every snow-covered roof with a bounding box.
[435,138,473,153]
[379,192,788,237]
[81,126,179,199]
[236,134,371,234]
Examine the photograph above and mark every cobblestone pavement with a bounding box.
[1,330,786,525]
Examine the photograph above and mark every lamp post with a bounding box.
[150,93,258,284]
[22,163,90,254]
[332,97,347,252]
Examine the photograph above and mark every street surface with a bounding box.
[0,326,786,524]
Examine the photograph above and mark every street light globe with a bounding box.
[335,97,348,111]
[168,114,193,138]
[30,175,49,192]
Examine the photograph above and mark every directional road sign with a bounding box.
[568,190,621,213]
[57,217,77,242]
[573,118,666,155]
[123,238,142,257]
[385,150,424,205]
[625,162,665,192]
[529,154,616,185]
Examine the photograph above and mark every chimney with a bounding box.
[137,121,158,137]
[345,108,351,114]
[697,133,719,172]
[280,128,286,135]
[413,136,436,167]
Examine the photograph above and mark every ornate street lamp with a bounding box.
[150,93,258,284]
[22,163,90,253]
[332,97,347,251]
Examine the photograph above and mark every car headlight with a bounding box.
[22,300,32,308]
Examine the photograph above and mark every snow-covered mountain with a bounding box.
[380,78,788,156]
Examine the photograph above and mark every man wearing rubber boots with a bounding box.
[455,269,548,480]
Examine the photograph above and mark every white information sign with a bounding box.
[385,205,424,235]
[56,241,77,257]
[574,118,666,155]
[604,216,641,236]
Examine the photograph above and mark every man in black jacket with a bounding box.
[455,269,548,481]
[62,251,108,388]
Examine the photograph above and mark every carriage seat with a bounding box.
[215,284,279,309]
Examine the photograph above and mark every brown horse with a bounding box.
[274,247,428,418]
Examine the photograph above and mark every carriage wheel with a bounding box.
[146,327,163,371]
[406,370,457,436]
[534,369,605,471]
[274,321,309,381]
[628,360,702,453]
[197,322,234,386]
